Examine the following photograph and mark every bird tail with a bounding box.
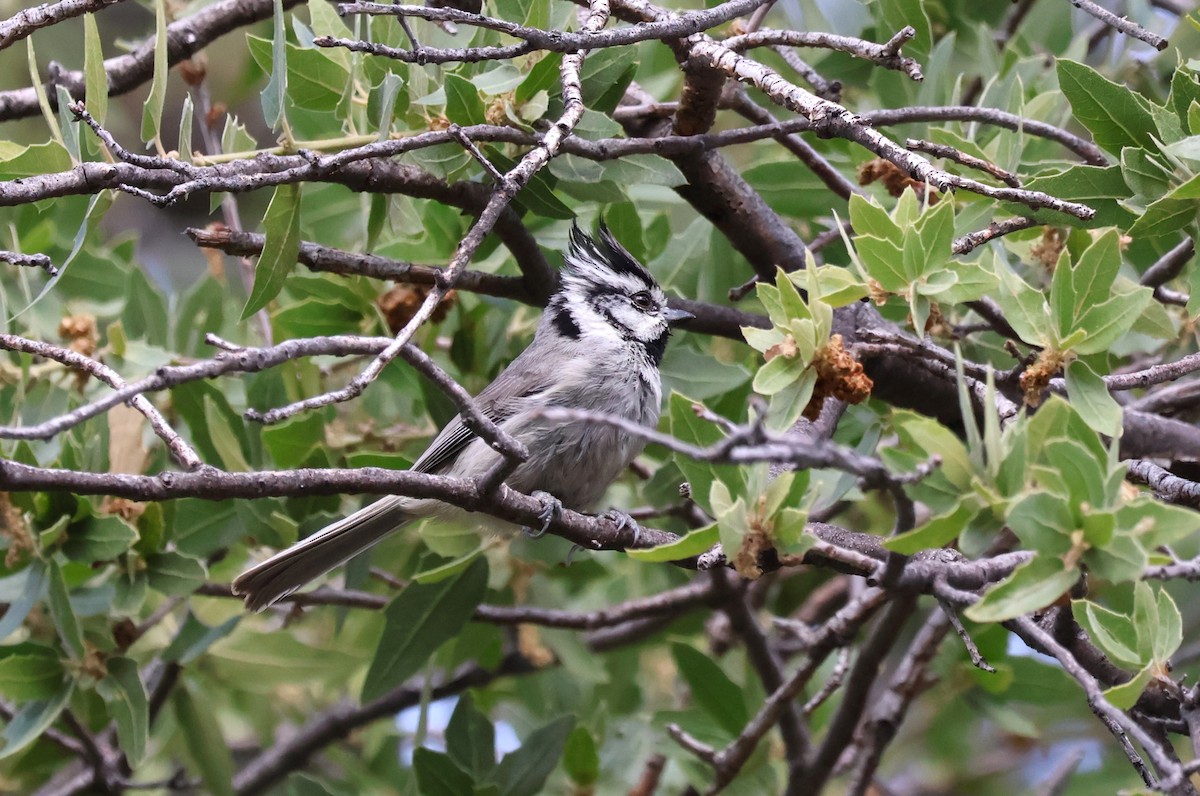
[232,496,411,612]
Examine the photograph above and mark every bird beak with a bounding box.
[664,306,695,326]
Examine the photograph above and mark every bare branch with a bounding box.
[1065,0,1169,50]
[0,0,125,51]
[183,226,767,340]
[906,137,1021,188]
[1125,459,1200,509]
[0,333,203,470]
[333,0,767,52]
[952,217,1040,255]
[0,0,305,122]
[699,588,891,793]
[232,653,537,795]
[724,27,923,81]
[863,106,1108,166]
[937,599,994,672]
[197,577,716,628]
[0,333,524,468]
[803,596,916,794]
[683,42,1095,219]
[0,249,57,276]
[1008,615,1190,792]
[843,608,951,795]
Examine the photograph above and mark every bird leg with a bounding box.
[523,490,562,539]
[602,508,644,548]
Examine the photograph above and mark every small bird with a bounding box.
[233,224,694,611]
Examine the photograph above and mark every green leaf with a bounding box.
[849,194,902,244]
[891,410,972,489]
[46,559,84,660]
[174,682,235,796]
[243,183,302,318]
[1007,491,1074,555]
[0,562,46,642]
[1064,359,1122,436]
[140,0,168,143]
[854,235,907,292]
[26,39,62,146]
[1057,59,1158,153]
[1169,67,1200,130]
[362,557,489,702]
[261,411,326,469]
[1074,600,1142,667]
[204,395,250,471]
[1126,195,1198,238]
[627,523,719,562]
[995,267,1050,347]
[1069,230,1122,323]
[0,645,65,701]
[415,748,476,796]
[884,502,978,554]
[97,657,148,766]
[752,353,807,395]
[493,715,575,796]
[145,551,207,596]
[446,694,496,779]
[0,682,73,759]
[766,370,816,434]
[562,726,599,787]
[1104,664,1154,710]
[597,155,686,187]
[288,46,351,112]
[161,612,240,664]
[915,198,955,263]
[516,53,561,104]
[411,546,486,584]
[178,94,194,163]
[122,266,170,342]
[1071,289,1153,355]
[965,557,1079,623]
[671,642,748,736]
[1018,165,1136,229]
[577,47,637,115]
[660,345,750,401]
[1121,148,1172,197]
[444,73,487,126]
[247,35,350,113]
[260,0,288,130]
[10,189,113,319]
[1153,587,1183,663]
[668,392,742,515]
[63,515,139,562]
[83,13,108,127]
[0,140,72,181]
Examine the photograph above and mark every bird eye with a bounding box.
[630,291,654,310]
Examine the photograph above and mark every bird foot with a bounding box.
[602,508,643,548]
[523,490,562,539]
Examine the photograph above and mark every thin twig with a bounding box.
[0,249,58,275]
[1066,0,1169,50]
[907,137,1021,188]
[937,598,995,672]
[0,0,125,51]
[0,334,203,470]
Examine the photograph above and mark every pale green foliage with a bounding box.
[743,262,837,432]
[846,191,996,331]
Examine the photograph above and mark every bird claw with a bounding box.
[602,508,643,548]
[523,490,562,539]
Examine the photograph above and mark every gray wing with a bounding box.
[410,346,556,475]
